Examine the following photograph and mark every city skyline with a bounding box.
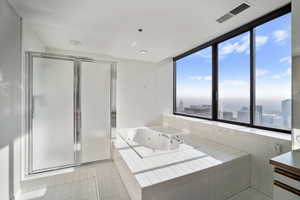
[177,98,291,130]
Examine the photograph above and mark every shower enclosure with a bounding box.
[25,52,116,174]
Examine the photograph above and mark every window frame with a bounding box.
[173,3,291,134]
[174,46,213,119]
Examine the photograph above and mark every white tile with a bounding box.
[143,171,161,185]
[152,168,170,182]
[135,173,151,187]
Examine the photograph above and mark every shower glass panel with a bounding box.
[31,57,75,171]
[80,62,111,162]
[27,52,115,175]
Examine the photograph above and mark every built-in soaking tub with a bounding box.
[113,126,250,200]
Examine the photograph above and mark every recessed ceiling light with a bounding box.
[70,40,82,46]
[131,41,137,47]
[139,50,148,55]
[138,28,143,32]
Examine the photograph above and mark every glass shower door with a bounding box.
[27,52,114,174]
[80,62,111,162]
[31,56,75,172]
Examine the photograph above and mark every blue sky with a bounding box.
[176,13,291,111]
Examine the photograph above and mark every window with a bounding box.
[173,4,291,133]
[254,13,291,130]
[218,32,250,123]
[175,47,212,118]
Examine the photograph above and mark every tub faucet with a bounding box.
[160,133,170,139]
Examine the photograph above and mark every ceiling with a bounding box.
[10,0,290,62]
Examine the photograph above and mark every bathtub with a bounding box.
[119,126,184,154]
[114,126,250,200]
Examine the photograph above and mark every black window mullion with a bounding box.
[173,60,177,113]
[250,29,256,125]
[212,44,218,120]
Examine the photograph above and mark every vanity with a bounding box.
[270,151,300,200]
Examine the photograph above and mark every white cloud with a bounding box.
[272,67,291,79]
[219,35,268,57]
[280,56,292,64]
[235,36,249,53]
[190,76,203,81]
[256,36,268,47]
[273,30,288,43]
[286,67,291,75]
[272,74,281,79]
[220,80,249,86]
[189,75,212,81]
[195,50,211,59]
[204,76,212,81]
[219,35,249,57]
[256,69,268,77]
[220,43,237,55]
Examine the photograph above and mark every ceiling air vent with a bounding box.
[217,13,234,23]
[216,2,251,23]
[230,3,250,15]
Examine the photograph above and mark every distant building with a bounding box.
[262,114,275,127]
[255,105,263,125]
[178,100,184,112]
[273,115,283,128]
[237,106,249,123]
[184,104,211,117]
[222,111,234,121]
[281,99,291,129]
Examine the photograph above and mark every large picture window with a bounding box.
[175,47,212,118]
[254,13,291,130]
[173,5,291,133]
[218,32,250,123]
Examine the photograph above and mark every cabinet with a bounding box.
[272,168,300,199]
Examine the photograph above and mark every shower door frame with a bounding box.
[25,51,117,175]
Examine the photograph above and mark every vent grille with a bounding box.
[230,3,250,15]
[216,2,251,23]
[216,13,234,23]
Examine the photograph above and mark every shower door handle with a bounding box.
[75,109,82,152]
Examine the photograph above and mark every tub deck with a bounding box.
[114,128,250,200]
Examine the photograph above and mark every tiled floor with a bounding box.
[19,162,130,200]
[19,161,271,200]
[228,188,272,200]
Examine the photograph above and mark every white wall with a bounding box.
[43,48,173,128]
[155,58,173,116]
[292,56,300,150]
[116,58,173,128]
[292,0,300,150]
[0,0,22,199]
[22,22,46,52]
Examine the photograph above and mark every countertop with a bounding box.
[270,151,300,174]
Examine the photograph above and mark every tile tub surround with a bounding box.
[113,130,250,200]
[163,114,292,198]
